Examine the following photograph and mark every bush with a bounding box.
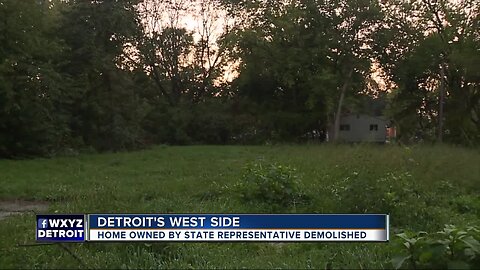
[450,195,480,215]
[236,162,308,211]
[332,171,419,212]
[391,225,480,269]
[330,171,447,229]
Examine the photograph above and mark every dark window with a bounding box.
[340,124,350,131]
[369,124,378,131]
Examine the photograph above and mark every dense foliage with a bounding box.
[236,163,308,211]
[0,0,478,157]
[392,225,480,269]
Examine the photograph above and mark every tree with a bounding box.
[322,0,383,142]
[224,1,331,141]
[0,0,68,157]
[136,0,232,105]
[376,0,480,145]
[221,0,383,142]
[59,0,150,151]
[132,0,236,144]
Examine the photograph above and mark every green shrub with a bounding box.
[333,171,420,212]
[330,171,448,229]
[391,225,480,269]
[236,163,308,211]
[450,195,480,215]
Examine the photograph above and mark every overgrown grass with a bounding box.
[0,144,479,269]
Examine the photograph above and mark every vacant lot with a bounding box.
[0,145,479,269]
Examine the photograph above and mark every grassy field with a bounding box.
[0,145,479,269]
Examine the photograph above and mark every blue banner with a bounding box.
[88,214,387,229]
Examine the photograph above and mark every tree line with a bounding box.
[0,0,478,158]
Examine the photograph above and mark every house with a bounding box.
[330,114,394,143]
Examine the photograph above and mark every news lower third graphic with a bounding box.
[36,214,86,242]
[36,214,389,242]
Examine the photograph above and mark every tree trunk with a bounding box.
[333,68,354,142]
[438,64,445,143]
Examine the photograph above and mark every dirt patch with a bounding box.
[0,200,49,221]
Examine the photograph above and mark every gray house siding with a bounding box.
[337,114,387,143]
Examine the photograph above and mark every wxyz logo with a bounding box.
[39,219,83,229]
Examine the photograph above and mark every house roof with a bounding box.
[340,113,387,122]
